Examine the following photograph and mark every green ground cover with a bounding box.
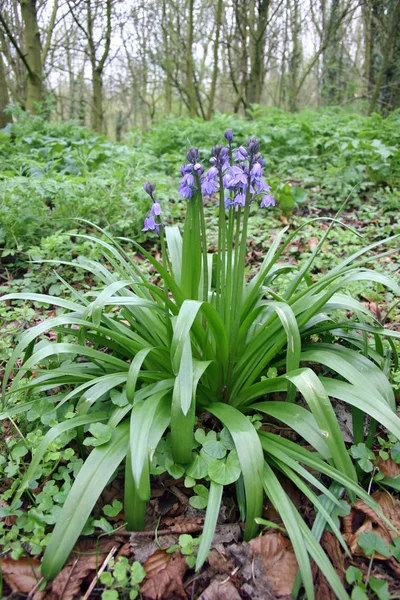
[0,108,399,599]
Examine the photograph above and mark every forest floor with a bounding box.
[1,108,400,599]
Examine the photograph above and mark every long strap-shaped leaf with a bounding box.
[320,377,400,439]
[195,481,223,571]
[207,403,264,540]
[252,401,331,459]
[10,343,129,392]
[41,421,130,581]
[301,344,395,410]
[262,461,314,600]
[285,368,357,487]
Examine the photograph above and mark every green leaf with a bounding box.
[207,451,241,485]
[196,481,223,571]
[41,421,129,581]
[202,440,227,459]
[346,566,362,585]
[103,499,123,517]
[207,403,264,541]
[83,423,113,446]
[369,578,390,600]
[358,532,391,558]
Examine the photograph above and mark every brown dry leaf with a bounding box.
[1,557,41,593]
[207,549,235,576]
[141,549,187,600]
[161,516,204,533]
[308,236,319,249]
[343,491,400,559]
[249,533,298,596]
[313,532,345,600]
[376,456,400,479]
[200,577,242,600]
[44,538,116,600]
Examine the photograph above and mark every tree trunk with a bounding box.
[247,0,270,106]
[186,0,196,117]
[19,0,43,111]
[91,67,103,133]
[288,0,301,111]
[368,0,400,114]
[0,51,12,127]
[207,0,223,119]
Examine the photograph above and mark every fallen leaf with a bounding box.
[376,456,400,479]
[313,532,345,600]
[43,538,116,600]
[1,557,41,593]
[141,550,187,600]
[207,549,234,576]
[343,491,400,559]
[161,516,204,533]
[249,533,298,596]
[200,577,242,600]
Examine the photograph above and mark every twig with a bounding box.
[81,544,119,600]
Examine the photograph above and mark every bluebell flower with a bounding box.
[255,179,271,194]
[179,184,195,200]
[224,129,233,143]
[228,165,248,188]
[260,194,275,208]
[224,197,232,210]
[201,176,218,197]
[180,164,193,176]
[142,215,160,234]
[143,181,156,199]
[151,202,162,217]
[193,162,204,176]
[247,138,260,155]
[234,146,248,161]
[233,192,246,207]
[181,172,195,187]
[250,162,263,179]
[186,148,200,164]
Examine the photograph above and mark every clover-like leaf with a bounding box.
[358,531,391,558]
[207,450,241,485]
[103,499,123,517]
[202,439,226,459]
[83,423,113,447]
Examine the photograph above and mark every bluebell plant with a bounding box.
[2,132,400,599]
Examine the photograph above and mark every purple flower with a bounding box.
[186,148,200,164]
[255,179,271,194]
[234,146,248,161]
[233,192,246,207]
[260,195,275,208]
[151,202,162,217]
[201,176,218,197]
[250,162,263,179]
[181,172,194,187]
[224,197,232,210]
[179,185,195,200]
[143,181,156,199]
[229,165,248,187]
[224,129,233,143]
[142,215,160,234]
[207,166,218,178]
[193,162,204,176]
[180,163,193,176]
[247,138,260,155]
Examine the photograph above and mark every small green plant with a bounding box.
[100,556,146,599]
[345,533,395,600]
[166,533,199,568]
[2,131,400,600]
